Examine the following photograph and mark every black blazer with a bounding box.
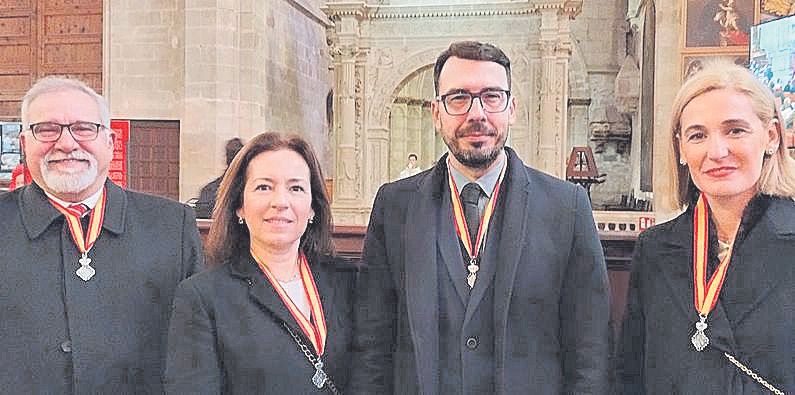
[619,196,795,394]
[165,253,357,394]
[349,148,610,394]
[0,180,203,393]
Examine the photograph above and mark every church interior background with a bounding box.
[1,0,794,226]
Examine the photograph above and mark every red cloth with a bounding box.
[9,163,32,190]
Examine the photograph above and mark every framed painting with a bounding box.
[681,52,750,80]
[684,0,755,48]
[759,0,795,22]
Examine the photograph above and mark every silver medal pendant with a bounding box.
[76,253,95,281]
[311,360,327,389]
[691,316,709,351]
[466,258,479,289]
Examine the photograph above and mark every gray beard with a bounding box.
[40,152,99,194]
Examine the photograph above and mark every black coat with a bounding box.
[0,180,203,393]
[349,148,611,394]
[165,253,357,394]
[619,196,795,394]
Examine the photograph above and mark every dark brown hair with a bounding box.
[433,41,512,95]
[206,132,334,265]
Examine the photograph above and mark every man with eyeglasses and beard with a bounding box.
[350,41,610,394]
[0,76,203,393]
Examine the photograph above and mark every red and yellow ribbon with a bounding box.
[48,188,107,256]
[693,193,734,316]
[448,161,507,262]
[253,252,328,356]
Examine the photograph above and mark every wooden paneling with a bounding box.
[127,120,180,201]
[0,0,101,118]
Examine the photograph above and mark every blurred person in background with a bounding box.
[195,137,245,218]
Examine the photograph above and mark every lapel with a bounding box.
[463,151,522,325]
[490,149,530,339]
[727,198,795,325]
[655,208,737,354]
[228,253,308,335]
[437,180,469,304]
[20,179,126,240]
[403,158,444,394]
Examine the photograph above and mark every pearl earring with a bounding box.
[767,148,775,155]
[238,216,245,225]
[308,216,315,224]
[679,158,687,166]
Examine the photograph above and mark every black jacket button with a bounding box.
[465,336,478,349]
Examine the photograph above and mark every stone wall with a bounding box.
[108,0,184,120]
[107,0,332,201]
[569,0,631,209]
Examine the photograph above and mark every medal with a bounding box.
[76,253,96,281]
[691,315,709,351]
[690,193,734,352]
[254,252,328,365]
[466,258,480,288]
[312,361,328,389]
[48,189,107,282]
[448,160,507,289]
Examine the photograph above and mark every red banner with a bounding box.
[109,120,130,188]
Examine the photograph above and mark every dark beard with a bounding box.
[446,122,505,169]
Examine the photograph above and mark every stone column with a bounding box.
[335,43,359,201]
[533,0,581,178]
[182,1,241,200]
[389,101,408,178]
[324,3,370,224]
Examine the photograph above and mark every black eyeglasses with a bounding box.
[437,89,511,116]
[29,122,104,142]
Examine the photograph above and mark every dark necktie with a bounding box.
[68,204,90,233]
[460,183,483,248]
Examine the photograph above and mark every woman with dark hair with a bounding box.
[619,61,795,393]
[165,132,356,394]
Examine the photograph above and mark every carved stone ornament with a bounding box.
[614,55,640,113]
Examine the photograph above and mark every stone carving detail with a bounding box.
[353,65,365,197]
[590,105,632,154]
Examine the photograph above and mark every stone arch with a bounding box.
[368,47,446,129]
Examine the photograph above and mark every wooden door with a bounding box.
[0,0,102,119]
[127,120,180,201]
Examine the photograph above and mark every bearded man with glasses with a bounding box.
[0,76,203,393]
[350,41,610,394]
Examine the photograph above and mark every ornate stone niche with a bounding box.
[323,0,583,225]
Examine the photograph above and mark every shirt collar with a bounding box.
[44,186,104,211]
[447,149,506,198]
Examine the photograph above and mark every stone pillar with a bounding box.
[335,44,358,201]
[406,100,422,160]
[182,1,241,200]
[389,102,407,178]
[421,104,436,170]
[325,3,370,224]
[534,1,580,178]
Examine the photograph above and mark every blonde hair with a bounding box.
[668,60,795,209]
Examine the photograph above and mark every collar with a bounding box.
[447,149,506,198]
[43,185,104,211]
[20,179,127,240]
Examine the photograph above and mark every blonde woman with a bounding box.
[619,62,795,394]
